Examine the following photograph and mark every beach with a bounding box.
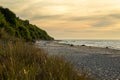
[36,41,120,80]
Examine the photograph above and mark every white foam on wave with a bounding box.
[59,40,120,50]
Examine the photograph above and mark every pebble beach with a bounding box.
[36,41,120,80]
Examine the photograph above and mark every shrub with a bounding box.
[0,7,16,25]
[0,41,93,80]
[0,7,54,41]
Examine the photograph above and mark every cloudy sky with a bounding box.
[0,0,120,39]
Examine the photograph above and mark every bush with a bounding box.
[0,7,16,25]
[0,28,9,39]
[0,7,54,41]
[0,41,93,80]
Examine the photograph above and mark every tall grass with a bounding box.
[0,40,93,80]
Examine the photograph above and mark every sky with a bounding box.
[0,0,120,40]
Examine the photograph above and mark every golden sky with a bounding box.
[0,0,120,39]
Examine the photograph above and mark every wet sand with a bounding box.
[36,41,120,80]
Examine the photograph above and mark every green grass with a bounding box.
[0,40,93,80]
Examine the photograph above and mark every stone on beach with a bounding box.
[36,41,120,80]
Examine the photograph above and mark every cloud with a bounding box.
[91,13,120,27]
[92,20,113,27]
[68,12,120,21]
[66,13,120,28]
[69,16,96,21]
[109,13,120,19]
[30,15,62,20]
[1,0,120,39]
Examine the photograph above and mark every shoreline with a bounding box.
[56,40,120,51]
[36,40,120,80]
[37,40,120,51]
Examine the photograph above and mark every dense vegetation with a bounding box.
[0,40,93,80]
[0,7,54,41]
[0,7,94,80]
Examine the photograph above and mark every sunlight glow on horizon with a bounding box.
[0,0,120,39]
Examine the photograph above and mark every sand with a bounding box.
[35,41,120,80]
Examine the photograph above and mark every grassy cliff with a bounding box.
[0,7,54,41]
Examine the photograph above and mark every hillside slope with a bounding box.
[0,7,54,41]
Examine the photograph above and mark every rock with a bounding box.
[81,44,86,46]
[70,44,74,47]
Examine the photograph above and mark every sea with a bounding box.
[58,40,120,50]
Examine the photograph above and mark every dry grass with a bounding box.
[0,40,93,80]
